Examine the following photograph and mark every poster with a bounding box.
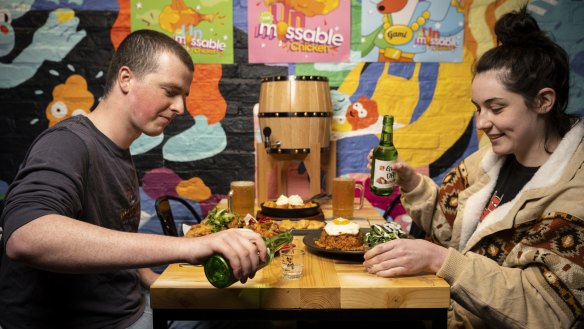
[131,0,234,64]
[360,0,465,62]
[248,0,351,63]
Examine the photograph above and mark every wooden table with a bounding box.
[150,199,450,328]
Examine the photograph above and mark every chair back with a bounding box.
[382,194,425,238]
[155,196,202,237]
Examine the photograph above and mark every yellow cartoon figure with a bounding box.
[360,0,463,62]
[159,0,217,34]
[264,0,339,17]
[45,74,94,127]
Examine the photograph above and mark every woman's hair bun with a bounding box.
[495,5,542,46]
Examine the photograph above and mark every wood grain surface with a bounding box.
[151,200,450,311]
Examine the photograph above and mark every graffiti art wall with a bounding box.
[1,0,583,234]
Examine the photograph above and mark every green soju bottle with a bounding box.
[370,115,398,196]
[204,231,293,288]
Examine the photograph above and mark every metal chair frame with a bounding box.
[155,196,202,237]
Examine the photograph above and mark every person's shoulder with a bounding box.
[37,116,91,137]
[48,116,104,145]
[26,117,98,161]
[51,115,93,133]
[567,120,584,155]
[33,116,88,142]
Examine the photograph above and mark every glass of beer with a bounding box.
[228,181,255,216]
[332,177,364,219]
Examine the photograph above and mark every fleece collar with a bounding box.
[459,121,584,250]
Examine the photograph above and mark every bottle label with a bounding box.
[372,160,396,188]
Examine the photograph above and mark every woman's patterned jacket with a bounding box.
[401,121,584,329]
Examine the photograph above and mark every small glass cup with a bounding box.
[280,248,305,280]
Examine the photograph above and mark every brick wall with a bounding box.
[1,0,583,220]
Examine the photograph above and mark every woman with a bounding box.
[364,6,583,329]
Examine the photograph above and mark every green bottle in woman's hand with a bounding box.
[370,115,398,196]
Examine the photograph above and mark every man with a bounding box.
[0,30,267,329]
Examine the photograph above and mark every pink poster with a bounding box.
[248,0,351,63]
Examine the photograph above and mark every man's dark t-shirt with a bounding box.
[0,116,144,329]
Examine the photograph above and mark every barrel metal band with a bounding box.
[266,147,330,154]
[258,112,332,118]
[261,75,329,82]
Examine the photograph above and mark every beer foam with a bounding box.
[231,181,254,187]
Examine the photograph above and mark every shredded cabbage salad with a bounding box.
[364,222,408,247]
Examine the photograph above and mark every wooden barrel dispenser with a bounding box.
[256,75,336,204]
[259,75,332,153]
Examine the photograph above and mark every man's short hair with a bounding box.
[103,29,194,97]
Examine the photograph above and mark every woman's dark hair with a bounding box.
[474,5,578,150]
[103,29,194,97]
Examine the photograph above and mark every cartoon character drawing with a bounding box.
[346,95,379,130]
[45,74,94,127]
[331,90,352,132]
[264,0,340,17]
[159,0,217,34]
[263,0,341,42]
[0,1,86,89]
[360,0,463,62]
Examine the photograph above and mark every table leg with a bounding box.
[152,311,168,329]
[431,309,448,329]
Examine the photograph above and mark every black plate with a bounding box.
[303,228,369,260]
[260,201,320,218]
[291,228,322,235]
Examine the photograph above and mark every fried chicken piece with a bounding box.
[277,219,295,231]
[184,223,213,237]
[295,219,309,229]
[306,221,325,229]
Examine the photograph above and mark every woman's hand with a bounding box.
[187,228,267,283]
[391,161,421,193]
[367,149,421,193]
[363,239,447,277]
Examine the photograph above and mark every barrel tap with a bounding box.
[262,127,281,152]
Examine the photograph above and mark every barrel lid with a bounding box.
[261,75,329,82]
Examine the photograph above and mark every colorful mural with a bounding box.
[247,0,351,63]
[360,0,465,62]
[294,0,584,228]
[0,0,583,234]
[130,0,234,64]
[0,3,86,89]
[45,74,94,126]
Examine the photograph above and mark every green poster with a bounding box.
[131,0,233,64]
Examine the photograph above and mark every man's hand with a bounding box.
[187,228,267,283]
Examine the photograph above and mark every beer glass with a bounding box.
[332,177,364,219]
[228,181,255,216]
